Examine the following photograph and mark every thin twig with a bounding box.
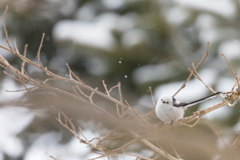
[199,119,227,148]
[45,152,58,160]
[173,42,209,97]
[228,99,237,107]
[221,53,240,88]
[149,86,156,107]
[65,63,85,85]
[128,129,181,160]
[102,80,110,96]
[6,87,37,92]
[166,129,181,159]
[78,126,88,142]
[109,84,118,93]
[76,86,90,99]
[21,44,28,74]
[118,82,123,102]
[2,6,12,51]
[37,33,45,67]
[167,114,201,128]
[89,87,98,103]
[125,100,155,126]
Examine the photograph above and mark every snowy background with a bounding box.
[0,0,240,159]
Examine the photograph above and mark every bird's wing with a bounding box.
[173,92,222,108]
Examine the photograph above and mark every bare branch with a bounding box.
[199,119,227,148]
[1,7,240,160]
[149,86,156,107]
[109,84,118,93]
[221,53,240,88]
[2,6,12,51]
[45,152,59,160]
[21,44,28,74]
[125,100,154,126]
[142,110,155,118]
[78,126,88,142]
[37,33,45,67]
[128,129,181,160]
[6,87,37,92]
[173,42,209,97]
[76,86,89,99]
[89,87,98,103]
[102,80,110,96]
[166,129,181,159]
[13,39,21,55]
[118,82,123,102]
[112,138,140,153]
[116,104,124,118]
[230,134,240,150]
[66,63,85,84]
[228,99,237,107]
[219,134,240,160]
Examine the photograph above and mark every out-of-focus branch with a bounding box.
[219,134,240,160]
[0,6,239,160]
[221,53,240,88]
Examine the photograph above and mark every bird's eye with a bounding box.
[166,102,169,104]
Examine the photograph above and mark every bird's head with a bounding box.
[159,94,173,105]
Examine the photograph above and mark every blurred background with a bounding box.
[0,0,240,160]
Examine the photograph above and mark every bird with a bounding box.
[155,92,222,123]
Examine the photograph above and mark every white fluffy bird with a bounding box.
[155,92,222,123]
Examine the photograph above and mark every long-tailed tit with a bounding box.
[156,92,222,123]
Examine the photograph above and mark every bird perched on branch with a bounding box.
[156,92,222,123]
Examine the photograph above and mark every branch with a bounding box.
[173,42,209,97]
[221,53,240,88]
[149,86,156,107]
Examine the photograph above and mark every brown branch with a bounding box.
[199,119,227,148]
[166,129,181,159]
[221,53,240,88]
[112,138,140,153]
[167,114,201,128]
[190,62,217,93]
[76,86,89,99]
[43,78,57,84]
[173,42,209,97]
[45,152,58,160]
[227,99,238,107]
[78,126,88,142]
[219,134,240,160]
[6,87,37,92]
[89,152,152,160]
[230,134,240,150]
[102,80,110,96]
[109,84,118,93]
[89,88,97,103]
[142,110,155,118]
[116,104,124,118]
[21,44,28,74]
[149,86,156,107]
[37,33,45,67]
[125,100,155,126]
[1,7,239,160]
[128,129,181,160]
[118,82,123,102]
[13,39,21,55]
[66,63,85,85]
[2,6,12,51]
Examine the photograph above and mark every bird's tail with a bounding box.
[179,92,222,108]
